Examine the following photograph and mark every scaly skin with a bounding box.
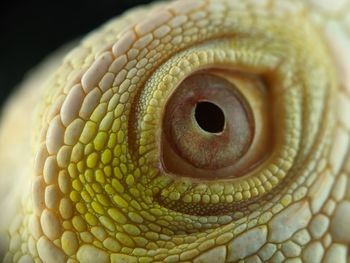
[0,0,350,262]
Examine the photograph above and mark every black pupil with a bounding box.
[194,101,225,133]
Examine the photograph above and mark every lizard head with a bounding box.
[1,0,350,262]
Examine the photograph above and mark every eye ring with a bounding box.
[162,72,264,177]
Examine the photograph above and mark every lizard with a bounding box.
[0,0,350,262]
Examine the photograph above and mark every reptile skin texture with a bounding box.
[0,0,350,262]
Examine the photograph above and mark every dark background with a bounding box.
[0,0,153,107]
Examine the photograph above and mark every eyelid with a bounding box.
[131,29,333,215]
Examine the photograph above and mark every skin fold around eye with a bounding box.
[132,26,334,215]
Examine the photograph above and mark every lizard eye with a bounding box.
[162,72,270,179]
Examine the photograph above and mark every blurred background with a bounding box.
[0,0,153,107]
